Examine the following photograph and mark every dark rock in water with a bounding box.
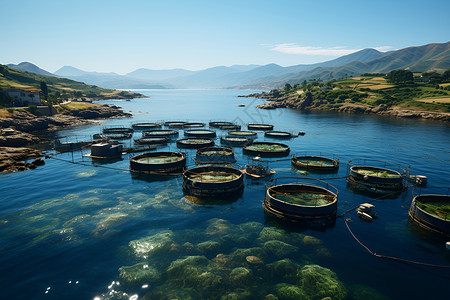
[0,146,42,173]
[32,157,45,166]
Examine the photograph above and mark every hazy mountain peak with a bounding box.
[6,62,55,76]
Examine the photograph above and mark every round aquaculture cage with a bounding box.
[182,165,244,197]
[184,129,217,138]
[142,129,179,139]
[130,152,186,174]
[248,123,274,131]
[102,127,134,134]
[264,131,293,139]
[409,194,450,237]
[349,165,403,190]
[209,121,233,129]
[263,177,338,224]
[134,137,169,145]
[183,122,206,128]
[194,147,236,164]
[227,130,257,139]
[102,132,132,140]
[220,136,250,147]
[243,142,290,157]
[292,155,339,171]
[164,121,188,128]
[131,122,161,130]
[176,138,215,149]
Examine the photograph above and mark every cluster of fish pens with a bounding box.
[52,120,450,240]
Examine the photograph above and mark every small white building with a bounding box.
[2,88,41,106]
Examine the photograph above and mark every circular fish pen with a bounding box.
[264,131,293,139]
[248,123,274,131]
[227,130,257,139]
[194,147,236,164]
[134,137,169,145]
[102,127,134,134]
[220,136,250,147]
[101,132,132,140]
[348,165,404,191]
[131,123,161,130]
[183,122,206,128]
[164,121,187,128]
[184,129,217,138]
[409,193,450,237]
[176,138,215,149]
[243,142,290,158]
[263,177,338,225]
[292,155,339,171]
[142,129,179,139]
[209,121,233,129]
[130,152,186,174]
[182,165,244,198]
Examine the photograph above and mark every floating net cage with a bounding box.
[291,154,339,172]
[164,121,188,128]
[248,123,274,131]
[183,165,244,197]
[347,159,408,192]
[130,152,186,174]
[184,129,217,138]
[134,137,169,145]
[409,189,450,237]
[243,142,290,157]
[263,177,338,226]
[227,130,257,139]
[142,129,179,139]
[102,126,134,134]
[176,138,215,149]
[131,122,161,130]
[264,131,293,139]
[101,132,132,140]
[220,136,250,147]
[182,122,206,128]
[194,147,236,164]
[209,121,233,129]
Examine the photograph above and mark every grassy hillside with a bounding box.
[0,64,142,106]
[269,72,450,113]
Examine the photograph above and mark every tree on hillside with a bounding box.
[40,82,48,100]
[284,83,292,91]
[386,70,414,84]
[442,69,450,82]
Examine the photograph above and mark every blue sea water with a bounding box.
[0,89,449,299]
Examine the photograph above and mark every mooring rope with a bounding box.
[344,219,450,269]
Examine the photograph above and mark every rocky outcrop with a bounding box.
[253,93,450,122]
[0,147,44,173]
[0,129,40,147]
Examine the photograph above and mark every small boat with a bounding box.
[242,157,275,178]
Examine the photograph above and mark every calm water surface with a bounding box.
[1,89,449,299]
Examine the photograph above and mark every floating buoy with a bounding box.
[357,211,373,222]
[446,242,450,250]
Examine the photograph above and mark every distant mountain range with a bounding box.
[6,41,450,90]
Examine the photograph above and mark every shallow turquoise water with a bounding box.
[1,89,449,299]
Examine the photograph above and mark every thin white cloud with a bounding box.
[271,43,393,56]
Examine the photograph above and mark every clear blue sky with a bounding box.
[1,0,449,74]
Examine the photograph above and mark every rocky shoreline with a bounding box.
[0,104,131,173]
[244,93,450,122]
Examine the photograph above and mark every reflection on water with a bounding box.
[1,90,449,299]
